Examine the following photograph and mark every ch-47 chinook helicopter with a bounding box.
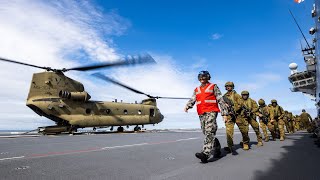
[0,55,189,134]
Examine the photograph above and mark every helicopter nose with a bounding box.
[160,113,164,121]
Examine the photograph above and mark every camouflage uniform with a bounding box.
[238,91,263,148]
[283,111,290,133]
[287,112,295,133]
[268,100,285,140]
[257,99,276,141]
[185,84,228,156]
[300,111,312,130]
[223,89,247,149]
[294,115,301,131]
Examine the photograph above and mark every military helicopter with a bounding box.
[0,55,189,134]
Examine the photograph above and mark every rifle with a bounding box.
[223,96,236,120]
[259,108,269,124]
[241,105,253,118]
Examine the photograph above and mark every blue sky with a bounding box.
[0,0,317,130]
[95,0,315,108]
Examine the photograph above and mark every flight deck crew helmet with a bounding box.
[241,91,249,95]
[258,99,265,106]
[225,81,235,88]
[198,71,211,80]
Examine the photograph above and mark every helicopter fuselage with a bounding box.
[26,72,164,129]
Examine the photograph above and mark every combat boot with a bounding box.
[195,152,209,163]
[280,136,285,141]
[257,141,263,146]
[243,144,249,150]
[264,137,269,142]
[240,141,243,147]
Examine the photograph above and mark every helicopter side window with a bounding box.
[150,109,155,117]
[124,110,128,115]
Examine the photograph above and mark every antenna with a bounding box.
[289,9,312,50]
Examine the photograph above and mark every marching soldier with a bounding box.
[288,112,295,134]
[257,99,276,141]
[283,111,290,133]
[238,91,263,150]
[300,109,313,130]
[223,82,247,154]
[294,115,301,131]
[269,99,285,141]
[184,71,228,163]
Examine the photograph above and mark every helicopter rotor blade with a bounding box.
[93,73,191,100]
[64,54,156,72]
[92,73,153,98]
[0,57,52,71]
[154,96,190,100]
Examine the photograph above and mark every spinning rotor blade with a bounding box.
[0,57,52,71]
[64,54,156,72]
[92,73,153,98]
[153,96,190,100]
[93,73,190,100]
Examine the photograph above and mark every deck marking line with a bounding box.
[0,156,25,161]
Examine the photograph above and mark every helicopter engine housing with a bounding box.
[59,90,91,102]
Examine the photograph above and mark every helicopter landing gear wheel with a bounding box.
[117,126,124,132]
[69,126,77,135]
[134,126,141,132]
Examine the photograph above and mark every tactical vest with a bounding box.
[272,105,283,118]
[195,83,220,115]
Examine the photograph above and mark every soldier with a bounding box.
[283,111,290,133]
[288,112,295,133]
[300,109,313,130]
[223,81,247,154]
[184,71,228,163]
[238,91,263,150]
[269,99,285,141]
[257,99,276,141]
[294,115,301,131]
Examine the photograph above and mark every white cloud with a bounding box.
[0,0,129,129]
[211,33,223,40]
[190,57,208,70]
[0,0,209,130]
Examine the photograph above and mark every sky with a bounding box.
[0,0,317,130]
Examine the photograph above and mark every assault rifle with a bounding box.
[241,105,253,118]
[223,96,236,120]
[259,108,268,124]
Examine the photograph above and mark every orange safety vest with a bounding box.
[195,83,220,115]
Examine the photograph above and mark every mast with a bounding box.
[314,0,320,116]
[288,0,319,116]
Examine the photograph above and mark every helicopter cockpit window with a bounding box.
[124,110,128,115]
[138,110,142,115]
[86,108,91,114]
[150,109,155,117]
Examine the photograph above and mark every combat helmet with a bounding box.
[258,99,265,106]
[241,90,249,95]
[225,81,234,88]
[271,99,277,103]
